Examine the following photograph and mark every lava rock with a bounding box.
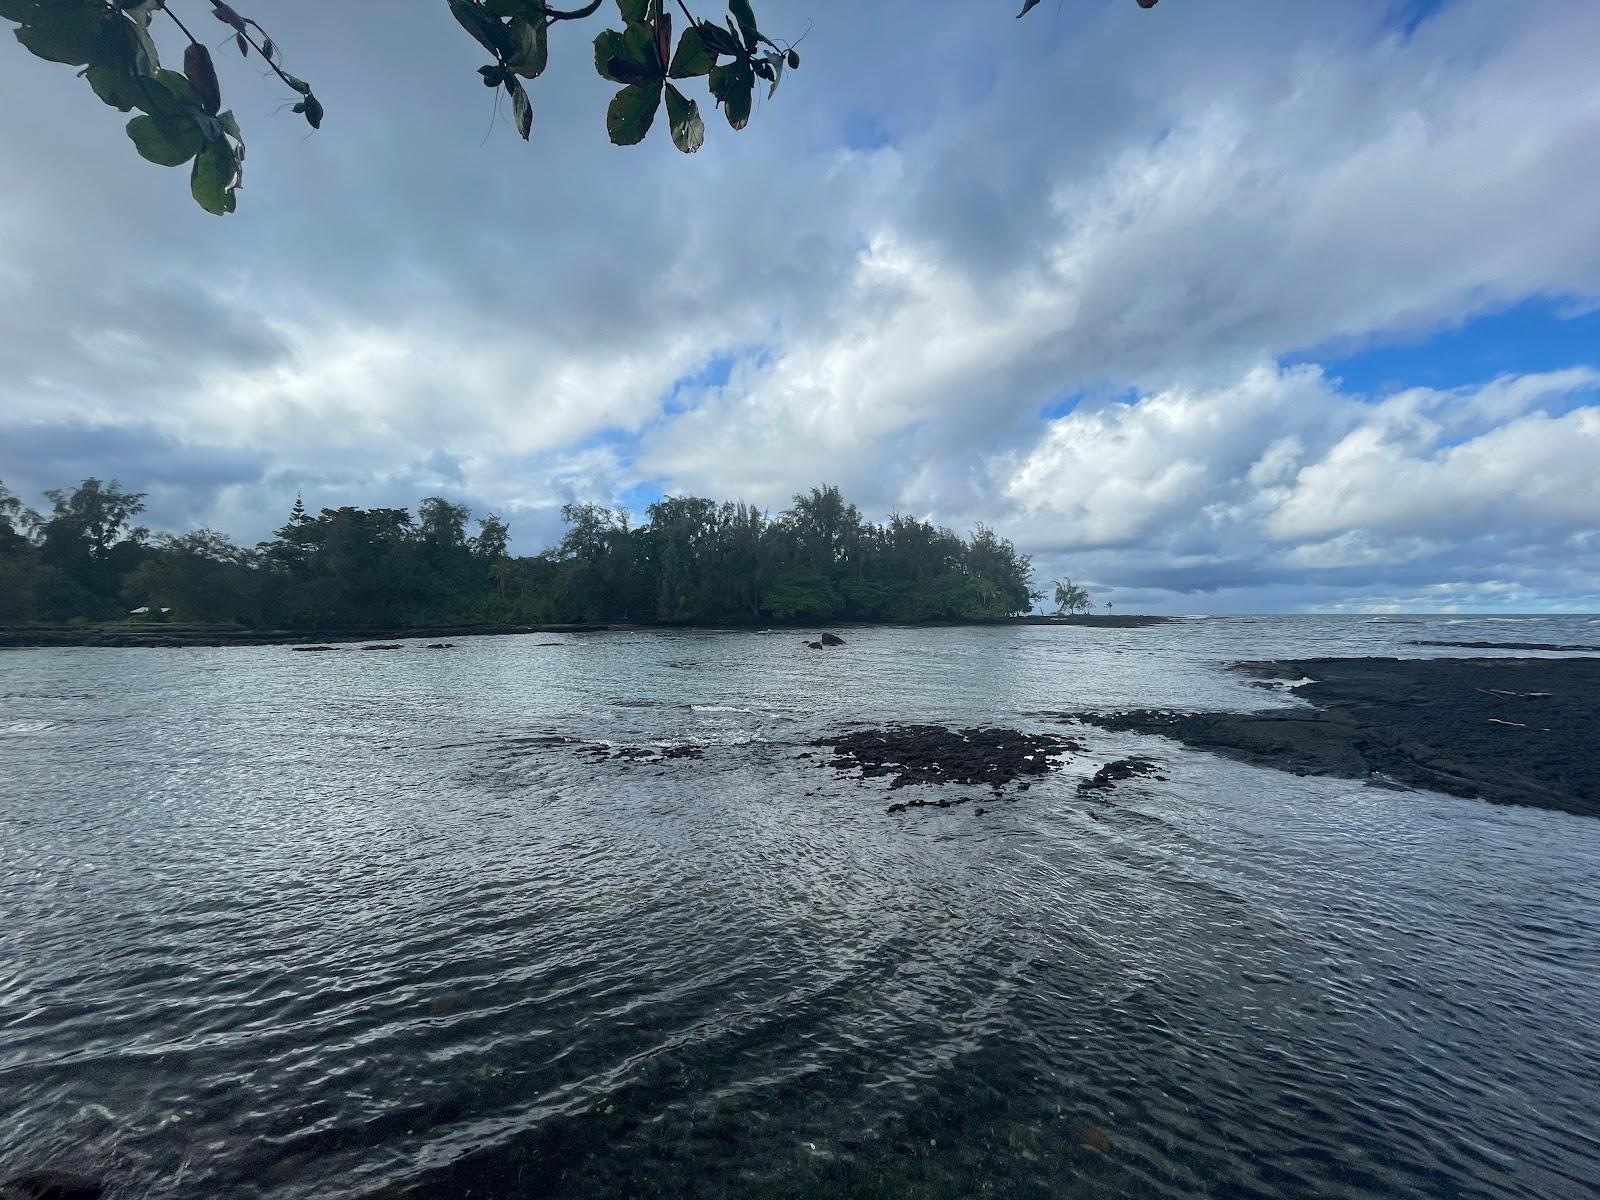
[1077,757,1163,797]
[818,724,1080,791]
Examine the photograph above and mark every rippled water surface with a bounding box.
[3,616,1599,1199]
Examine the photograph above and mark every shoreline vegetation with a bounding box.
[1,480,1073,631]
[1069,656,1600,819]
[0,613,1167,649]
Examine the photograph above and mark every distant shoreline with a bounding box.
[0,614,1170,648]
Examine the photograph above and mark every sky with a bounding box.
[2,0,1598,613]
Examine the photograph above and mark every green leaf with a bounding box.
[449,0,513,57]
[216,109,243,142]
[668,25,713,78]
[125,113,203,166]
[593,22,660,86]
[592,29,627,82]
[605,82,660,146]
[87,63,141,111]
[84,14,158,112]
[128,69,203,119]
[281,72,312,96]
[189,139,238,215]
[301,93,324,129]
[664,82,703,154]
[615,0,648,24]
[621,20,663,78]
[696,21,742,58]
[13,3,107,66]
[762,49,783,98]
[709,58,753,131]
[506,76,532,139]
[728,0,759,50]
[506,14,547,78]
[0,2,44,22]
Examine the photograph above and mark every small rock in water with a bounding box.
[289,644,339,652]
[1076,757,1162,798]
[362,643,402,651]
[819,632,845,647]
[425,643,455,650]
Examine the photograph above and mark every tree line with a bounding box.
[0,478,1039,628]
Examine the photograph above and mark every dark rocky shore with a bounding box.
[1072,657,1600,818]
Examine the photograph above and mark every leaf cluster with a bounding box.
[3,1,1162,216]
[3,0,318,214]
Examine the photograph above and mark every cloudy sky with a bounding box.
[3,0,1598,612]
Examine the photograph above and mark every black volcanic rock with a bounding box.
[1070,657,1600,818]
[815,725,1080,791]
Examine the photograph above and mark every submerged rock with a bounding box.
[362,643,403,651]
[425,642,456,650]
[1077,757,1165,798]
[1,1171,105,1200]
[819,632,846,647]
[289,644,339,652]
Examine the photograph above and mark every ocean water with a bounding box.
[1,616,1597,1199]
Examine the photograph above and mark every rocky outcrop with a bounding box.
[815,725,1080,791]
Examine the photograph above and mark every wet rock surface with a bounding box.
[579,743,705,763]
[1077,757,1166,798]
[815,725,1080,791]
[1071,657,1600,817]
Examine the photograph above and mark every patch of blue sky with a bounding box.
[839,110,895,153]
[1039,385,1141,421]
[1290,299,1600,399]
[661,352,737,415]
[618,480,665,512]
[1386,0,1454,37]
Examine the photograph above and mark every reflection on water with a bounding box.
[2,617,1598,1199]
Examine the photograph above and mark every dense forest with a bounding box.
[0,478,1038,628]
